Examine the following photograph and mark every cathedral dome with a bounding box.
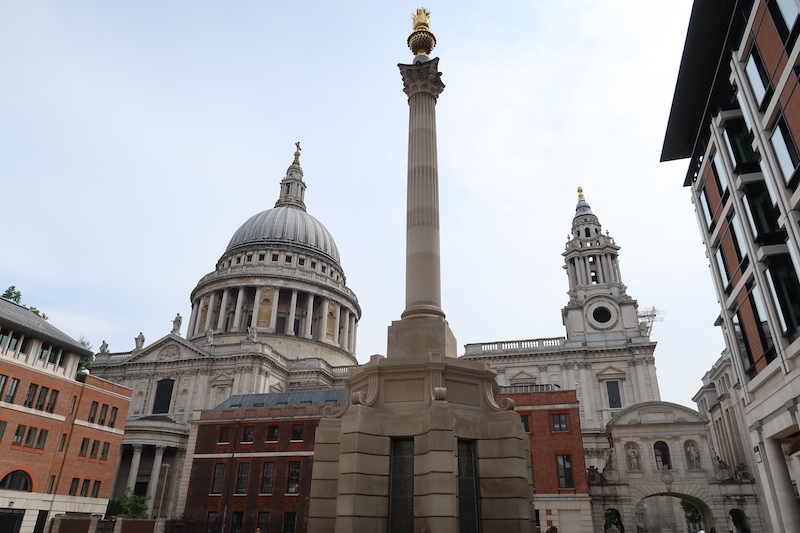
[225,206,341,266]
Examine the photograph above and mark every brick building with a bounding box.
[663,1,800,531]
[0,297,131,533]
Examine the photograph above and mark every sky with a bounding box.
[0,1,721,408]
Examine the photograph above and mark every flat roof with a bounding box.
[215,389,346,409]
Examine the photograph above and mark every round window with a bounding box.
[592,307,612,323]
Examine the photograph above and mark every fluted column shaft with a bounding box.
[287,290,298,335]
[231,288,245,333]
[399,58,445,319]
[203,292,217,333]
[216,289,229,332]
[303,294,314,338]
[126,444,143,490]
[146,446,166,516]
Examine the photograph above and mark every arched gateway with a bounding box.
[589,401,763,533]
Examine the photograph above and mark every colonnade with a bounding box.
[185,286,357,354]
[121,443,185,518]
[567,251,621,288]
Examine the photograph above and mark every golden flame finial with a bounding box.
[408,7,436,57]
[577,186,585,201]
[293,141,301,164]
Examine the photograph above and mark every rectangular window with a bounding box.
[457,440,480,533]
[35,428,48,448]
[59,433,67,452]
[34,386,49,410]
[5,378,20,403]
[218,427,230,443]
[7,335,19,352]
[101,441,110,460]
[47,475,56,494]
[45,390,59,413]
[0,420,6,442]
[108,406,118,427]
[0,374,7,400]
[606,381,622,409]
[241,426,254,443]
[24,384,39,408]
[69,395,77,415]
[91,480,101,498]
[80,479,90,497]
[80,437,89,456]
[389,439,414,533]
[556,455,574,489]
[768,0,800,45]
[231,512,243,533]
[286,461,301,494]
[206,512,219,533]
[257,512,270,532]
[211,463,225,494]
[744,45,773,108]
[38,345,49,361]
[765,254,800,335]
[88,401,98,423]
[729,213,750,264]
[698,188,714,231]
[90,439,100,458]
[291,424,304,441]
[266,425,279,442]
[553,413,568,432]
[723,117,760,174]
[261,462,275,493]
[48,347,59,364]
[771,115,800,185]
[520,414,530,432]
[0,330,7,349]
[98,404,108,425]
[732,311,756,379]
[715,247,731,289]
[282,512,296,533]
[742,181,784,244]
[236,462,250,494]
[12,424,26,444]
[711,151,730,198]
[24,426,38,446]
[69,477,79,496]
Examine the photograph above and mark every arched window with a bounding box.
[0,470,32,491]
[654,441,672,470]
[585,228,591,238]
[152,379,175,414]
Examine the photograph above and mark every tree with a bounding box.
[78,336,94,375]
[680,500,702,529]
[106,487,150,519]
[2,286,48,320]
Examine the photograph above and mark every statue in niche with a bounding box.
[99,340,109,354]
[205,328,214,345]
[687,444,700,469]
[247,326,258,341]
[172,313,182,335]
[627,446,640,470]
[134,332,145,350]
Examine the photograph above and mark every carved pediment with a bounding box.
[608,401,707,427]
[509,371,537,385]
[122,334,210,364]
[596,365,626,380]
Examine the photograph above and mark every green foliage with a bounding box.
[2,286,48,320]
[604,509,624,532]
[680,500,702,526]
[2,286,21,302]
[106,487,150,519]
[78,336,94,374]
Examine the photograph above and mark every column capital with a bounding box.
[154,445,167,456]
[132,444,144,453]
[399,57,444,99]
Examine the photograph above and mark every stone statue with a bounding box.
[172,313,182,335]
[627,447,640,470]
[587,465,601,484]
[247,326,258,341]
[99,340,108,354]
[687,444,700,469]
[205,328,214,344]
[134,332,145,350]
[735,463,752,481]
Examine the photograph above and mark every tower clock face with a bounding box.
[585,299,619,330]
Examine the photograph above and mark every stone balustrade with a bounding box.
[463,336,566,356]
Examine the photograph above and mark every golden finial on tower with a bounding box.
[577,186,585,201]
[293,141,301,164]
[408,7,436,57]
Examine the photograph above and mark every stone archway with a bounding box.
[632,492,712,533]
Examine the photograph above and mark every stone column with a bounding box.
[351,316,357,355]
[304,294,314,338]
[203,292,217,334]
[126,444,143,490]
[761,435,800,532]
[188,301,199,337]
[320,298,329,341]
[399,56,446,320]
[146,446,166,517]
[287,290,298,335]
[333,304,341,344]
[341,309,350,351]
[216,289,229,332]
[269,288,281,331]
[231,287,245,333]
[253,287,262,328]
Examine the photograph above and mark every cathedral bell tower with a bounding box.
[562,187,650,348]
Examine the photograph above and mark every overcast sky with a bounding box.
[1,1,720,407]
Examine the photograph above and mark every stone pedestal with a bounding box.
[386,316,458,359]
